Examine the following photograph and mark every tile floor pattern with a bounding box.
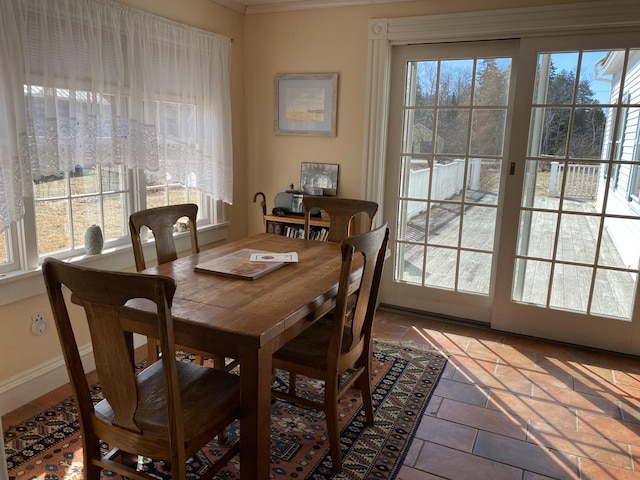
[373,309,640,480]
[4,308,640,479]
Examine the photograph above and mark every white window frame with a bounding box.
[29,165,132,260]
[1,162,228,306]
[628,122,640,204]
[1,203,227,306]
[0,226,19,275]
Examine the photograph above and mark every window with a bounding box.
[628,117,640,203]
[26,89,217,259]
[0,234,5,264]
[0,0,232,280]
[0,228,16,275]
[33,165,129,256]
[30,163,221,259]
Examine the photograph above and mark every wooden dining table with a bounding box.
[123,233,357,479]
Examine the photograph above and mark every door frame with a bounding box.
[363,1,640,327]
[489,32,640,355]
[380,40,519,323]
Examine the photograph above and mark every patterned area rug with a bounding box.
[4,340,446,479]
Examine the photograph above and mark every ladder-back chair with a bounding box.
[42,258,240,480]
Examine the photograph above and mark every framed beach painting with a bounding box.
[274,73,338,136]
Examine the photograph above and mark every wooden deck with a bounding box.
[399,196,636,319]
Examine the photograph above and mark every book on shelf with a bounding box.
[308,227,328,241]
[265,217,329,241]
[284,225,304,238]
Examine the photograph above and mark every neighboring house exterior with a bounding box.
[597,49,640,270]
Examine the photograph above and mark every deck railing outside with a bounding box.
[406,159,466,218]
[548,161,600,199]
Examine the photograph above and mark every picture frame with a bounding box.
[300,162,339,196]
[274,73,338,136]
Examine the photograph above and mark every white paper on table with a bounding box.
[249,252,298,263]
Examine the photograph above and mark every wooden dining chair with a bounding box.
[129,204,232,371]
[129,203,200,272]
[302,196,378,242]
[272,222,390,473]
[42,257,240,480]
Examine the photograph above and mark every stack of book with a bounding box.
[308,227,329,241]
[284,225,304,238]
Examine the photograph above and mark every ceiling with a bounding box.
[212,0,408,15]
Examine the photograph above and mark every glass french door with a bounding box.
[492,33,640,354]
[382,32,640,354]
[380,41,517,322]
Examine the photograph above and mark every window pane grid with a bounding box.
[394,53,512,295]
[514,48,640,320]
[33,165,129,256]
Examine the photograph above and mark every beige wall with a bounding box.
[0,295,64,379]
[1,0,589,404]
[243,0,587,235]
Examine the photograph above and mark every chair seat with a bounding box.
[273,320,354,370]
[94,360,240,456]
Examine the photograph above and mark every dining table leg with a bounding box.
[239,344,273,479]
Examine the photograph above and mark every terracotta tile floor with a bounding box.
[372,308,640,480]
[4,308,640,479]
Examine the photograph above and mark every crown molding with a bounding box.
[211,0,416,15]
[371,0,640,43]
[213,0,247,14]
[212,0,640,17]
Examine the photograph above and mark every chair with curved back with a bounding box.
[272,222,390,473]
[129,204,206,365]
[302,196,378,242]
[42,257,240,480]
[303,197,379,317]
[129,204,231,371]
[129,203,200,272]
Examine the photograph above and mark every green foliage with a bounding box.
[540,64,606,159]
[410,57,605,161]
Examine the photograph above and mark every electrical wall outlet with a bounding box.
[31,312,48,335]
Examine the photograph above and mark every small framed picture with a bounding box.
[274,73,338,136]
[300,162,339,196]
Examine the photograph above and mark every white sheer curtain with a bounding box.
[0,1,29,233]
[0,0,233,233]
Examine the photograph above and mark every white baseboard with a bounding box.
[0,344,95,416]
[0,338,147,480]
[0,335,146,416]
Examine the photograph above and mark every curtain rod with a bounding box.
[93,0,233,43]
